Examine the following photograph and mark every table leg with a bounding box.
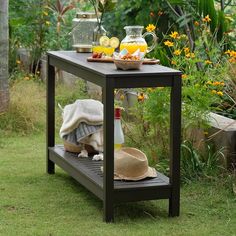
[102,80,115,222]
[169,75,181,216]
[46,58,55,174]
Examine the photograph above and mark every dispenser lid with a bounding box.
[76,12,97,19]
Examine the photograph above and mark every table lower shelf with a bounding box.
[48,145,172,203]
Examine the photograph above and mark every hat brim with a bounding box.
[114,166,157,181]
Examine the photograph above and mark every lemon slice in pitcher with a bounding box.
[109,37,120,48]
[99,36,110,47]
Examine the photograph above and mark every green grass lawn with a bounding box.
[0,133,236,236]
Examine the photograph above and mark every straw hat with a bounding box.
[114,147,157,181]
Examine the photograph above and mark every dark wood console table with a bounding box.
[46,51,182,222]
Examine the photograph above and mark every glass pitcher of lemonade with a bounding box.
[120,26,157,55]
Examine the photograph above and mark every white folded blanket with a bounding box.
[60,99,104,152]
[60,99,103,138]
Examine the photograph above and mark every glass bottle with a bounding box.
[114,107,124,150]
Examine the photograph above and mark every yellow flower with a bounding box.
[147,88,154,92]
[211,90,217,94]
[180,34,188,39]
[224,50,231,55]
[169,31,179,39]
[45,21,50,26]
[212,81,221,86]
[120,94,125,101]
[184,47,190,54]
[171,60,177,65]
[16,60,21,64]
[203,15,211,23]
[217,91,223,96]
[229,57,236,63]
[43,11,48,16]
[146,24,156,32]
[220,82,225,86]
[229,50,236,58]
[173,49,181,56]
[181,74,187,79]
[194,21,200,26]
[185,53,195,58]
[206,81,212,85]
[164,40,174,47]
[137,92,145,102]
[205,60,212,65]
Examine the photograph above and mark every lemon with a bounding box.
[99,36,110,47]
[109,37,120,48]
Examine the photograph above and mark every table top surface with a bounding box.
[48,51,181,78]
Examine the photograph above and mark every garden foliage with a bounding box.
[6,0,236,182]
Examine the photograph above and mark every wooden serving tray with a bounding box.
[87,57,160,65]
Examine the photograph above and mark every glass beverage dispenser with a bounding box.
[72,12,97,53]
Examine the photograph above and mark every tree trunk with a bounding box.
[0,0,9,113]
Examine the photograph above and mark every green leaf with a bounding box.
[98,1,104,13]
[104,0,116,12]
[217,10,227,41]
[168,0,185,4]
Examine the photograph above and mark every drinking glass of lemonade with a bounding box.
[120,26,157,55]
[92,36,120,57]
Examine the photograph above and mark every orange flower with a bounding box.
[203,15,211,23]
[150,11,155,17]
[229,50,236,57]
[212,81,221,86]
[181,74,187,79]
[194,21,200,26]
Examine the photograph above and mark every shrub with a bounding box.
[0,79,46,134]
[0,75,88,135]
